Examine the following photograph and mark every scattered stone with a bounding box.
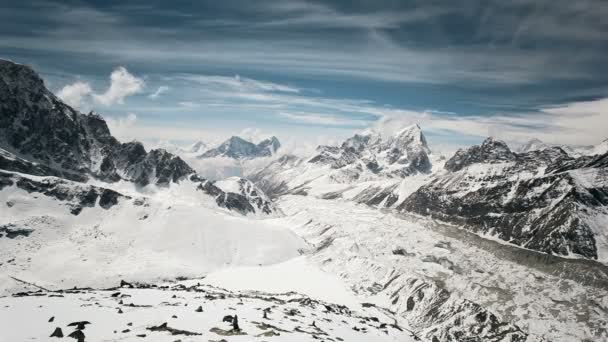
[127,322,132,326]
[67,329,85,342]
[67,321,91,330]
[118,308,123,314]
[120,280,134,288]
[147,322,201,336]
[50,327,63,338]
[233,314,240,331]
[195,305,203,312]
[48,316,55,322]
[136,334,146,337]
[222,315,234,323]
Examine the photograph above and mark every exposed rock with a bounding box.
[0,59,193,186]
[50,327,63,337]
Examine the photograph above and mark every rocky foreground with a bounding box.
[0,281,414,342]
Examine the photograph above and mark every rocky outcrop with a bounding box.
[0,170,128,214]
[194,175,278,215]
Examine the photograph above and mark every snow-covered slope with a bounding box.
[275,196,608,342]
[0,171,302,293]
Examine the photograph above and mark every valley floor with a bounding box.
[1,191,607,341]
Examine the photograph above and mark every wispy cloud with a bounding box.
[278,111,367,126]
[148,85,169,99]
[176,74,300,93]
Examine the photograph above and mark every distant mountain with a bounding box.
[517,138,550,153]
[198,136,280,159]
[0,59,193,187]
[517,137,608,157]
[248,124,435,201]
[189,140,208,154]
[310,124,431,177]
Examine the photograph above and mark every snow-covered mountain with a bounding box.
[517,137,607,157]
[249,125,438,205]
[199,136,280,159]
[400,137,608,262]
[189,140,207,154]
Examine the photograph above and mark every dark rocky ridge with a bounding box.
[399,137,608,261]
[0,170,127,214]
[0,59,193,186]
[192,175,276,215]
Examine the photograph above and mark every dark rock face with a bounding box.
[195,177,276,215]
[445,137,517,172]
[0,59,193,186]
[1,170,128,213]
[199,136,280,159]
[399,139,608,261]
[0,224,34,238]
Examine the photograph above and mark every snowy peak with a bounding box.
[199,136,281,159]
[189,140,207,153]
[309,124,432,176]
[257,136,281,154]
[445,137,516,172]
[518,138,549,153]
[590,138,608,156]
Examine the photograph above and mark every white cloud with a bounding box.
[177,101,199,108]
[177,74,300,93]
[55,67,144,111]
[278,111,367,126]
[148,85,169,99]
[56,81,92,110]
[104,112,138,142]
[93,66,145,106]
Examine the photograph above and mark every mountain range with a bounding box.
[199,135,280,159]
[1,59,607,341]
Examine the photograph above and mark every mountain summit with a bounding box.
[310,124,432,177]
[199,136,280,159]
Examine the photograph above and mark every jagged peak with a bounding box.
[482,137,511,149]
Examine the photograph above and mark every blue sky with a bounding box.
[1,0,608,150]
